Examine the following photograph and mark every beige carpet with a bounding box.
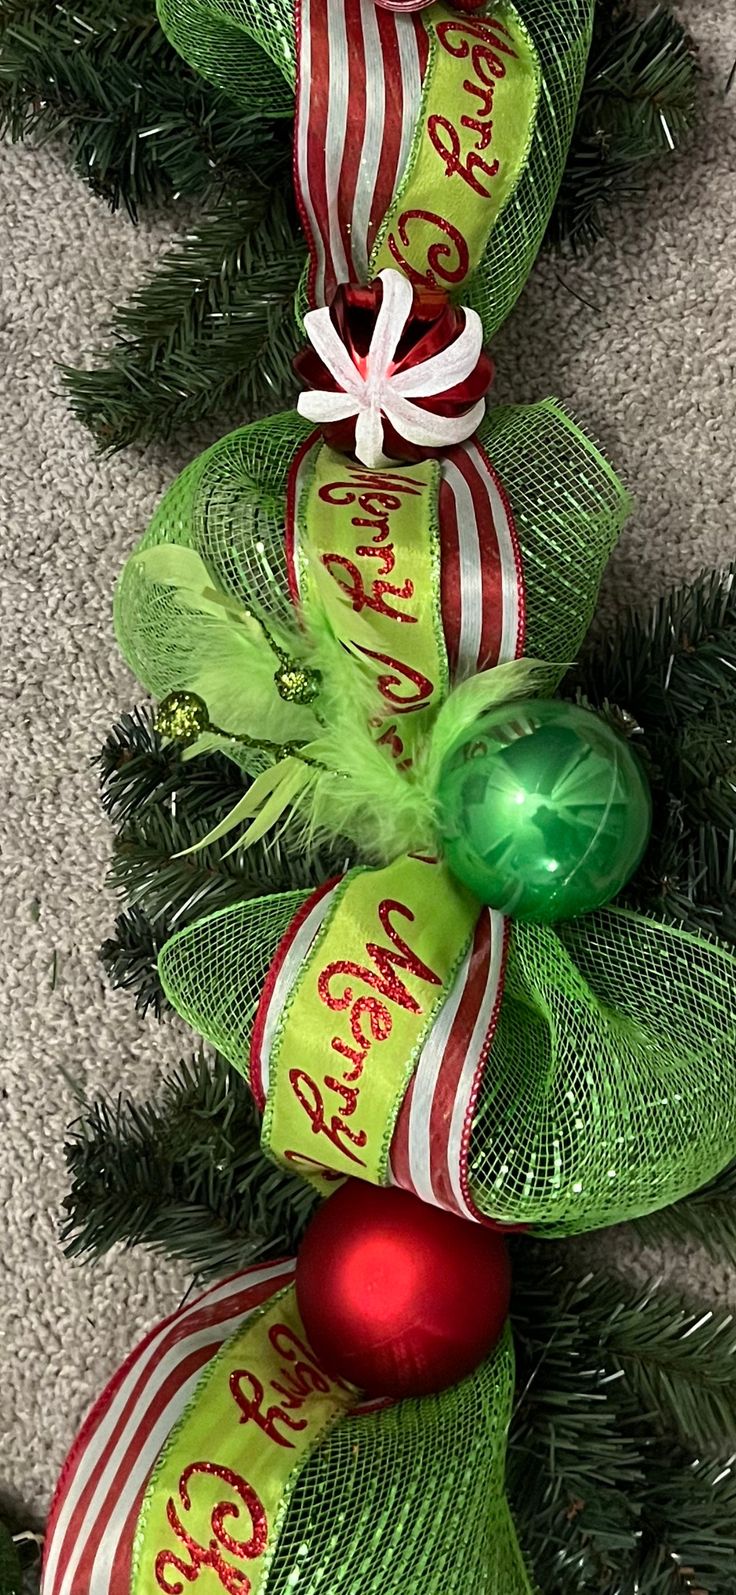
[2,0,735,1524]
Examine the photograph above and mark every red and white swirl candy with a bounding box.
[294,268,494,469]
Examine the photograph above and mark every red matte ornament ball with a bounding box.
[295,1182,511,1399]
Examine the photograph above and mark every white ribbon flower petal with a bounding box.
[390,308,484,398]
[302,305,365,397]
[297,390,362,423]
[367,269,415,383]
[354,405,394,469]
[382,393,488,448]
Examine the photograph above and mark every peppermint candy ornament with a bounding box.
[294,268,493,468]
[376,0,486,10]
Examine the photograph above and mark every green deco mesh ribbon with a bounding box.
[115,397,628,724]
[156,885,736,1235]
[155,0,594,340]
[265,1326,529,1595]
[42,1271,532,1595]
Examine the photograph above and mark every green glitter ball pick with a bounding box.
[155,691,211,746]
[437,699,652,923]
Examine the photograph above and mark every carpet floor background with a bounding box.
[2,0,734,1522]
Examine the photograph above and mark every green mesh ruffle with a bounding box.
[157,887,736,1237]
[156,0,593,340]
[270,1324,531,1594]
[114,398,630,720]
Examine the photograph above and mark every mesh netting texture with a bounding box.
[157,0,593,338]
[114,398,629,718]
[469,908,736,1234]
[267,1325,530,1595]
[159,892,311,1076]
[159,888,736,1237]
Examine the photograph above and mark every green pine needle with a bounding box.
[63,191,304,450]
[510,1256,736,1593]
[0,0,291,218]
[571,561,736,946]
[99,905,169,1017]
[634,1155,736,1271]
[548,0,699,251]
[62,1050,318,1275]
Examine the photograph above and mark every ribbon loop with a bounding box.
[132,1283,357,1595]
[157,0,595,336]
[159,877,736,1237]
[43,1266,531,1595]
[370,6,540,295]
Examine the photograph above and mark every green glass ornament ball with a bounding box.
[437,699,652,923]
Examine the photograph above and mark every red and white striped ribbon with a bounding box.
[286,432,525,680]
[41,1262,294,1595]
[295,0,429,306]
[438,437,525,677]
[250,878,340,1109]
[389,908,508,1219]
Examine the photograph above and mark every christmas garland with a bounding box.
[40,3,736,1594]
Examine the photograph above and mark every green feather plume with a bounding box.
[134,539,559,864]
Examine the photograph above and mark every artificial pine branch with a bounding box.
[99,905,169,1017]
[97,704,344,1013]
[62,1050,318,1275]
[633,1154,736,1268]
[63,192,303,450]
[0,0,290,219]
[98,703,244,825]
[628,1449,736,1595]
[547,0,699,251]
[571,561,736,945]
[510,1257,736,1593]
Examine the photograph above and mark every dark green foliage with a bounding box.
[0,1503,42,1595]
[634,1152,736,1270]
[97,704,342,1014]
[63,191,303,450]
[99,905,169,1017]
[572,561,736,948]
[0,0,291,219]
[547,0,699,251]
[509,1253,736,1593]
[0,1521,22,1595]
[62,1049,318,1274]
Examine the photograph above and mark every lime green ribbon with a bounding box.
[294,442,448,761]
[132,1283,357,1595]
[371,3,540,293]
[262,855,479,1190]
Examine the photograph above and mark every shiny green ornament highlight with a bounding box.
[155,691,211,746]
[437,699,652,923]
